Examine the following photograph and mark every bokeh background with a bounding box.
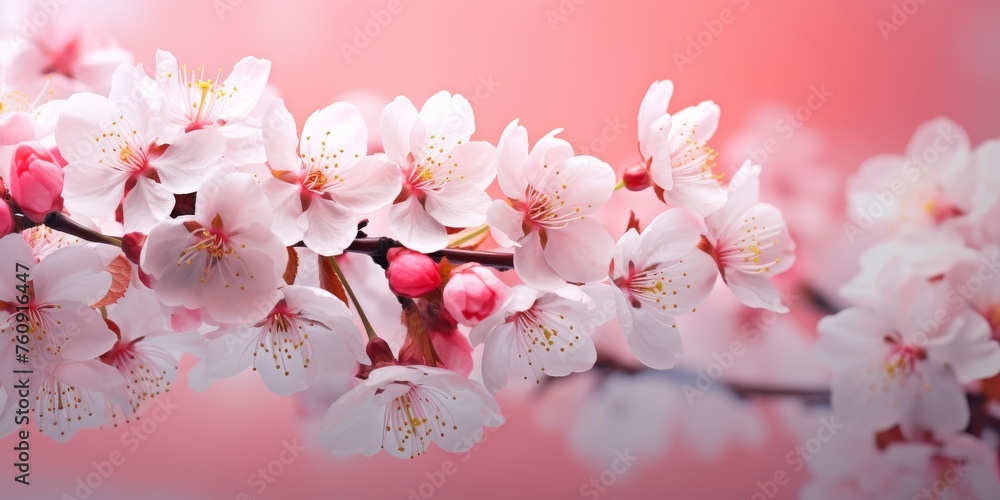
[2,0,999,498]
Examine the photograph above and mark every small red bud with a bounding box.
[623,164,651,191]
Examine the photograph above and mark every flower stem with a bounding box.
[448,223,489,248]
[328,256,378,341]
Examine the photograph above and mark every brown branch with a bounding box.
[37,212,514,270]
[37,210,995,432]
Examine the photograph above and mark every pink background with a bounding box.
[3,0,1000,498]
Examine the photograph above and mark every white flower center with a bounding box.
[382,384,461,458]
[250,309,314,376]
[176,221,254,291]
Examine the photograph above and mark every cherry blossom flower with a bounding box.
[839,234,977,305]
[471,285,603,393]
[318,364,503,459]
[802,431,1000,500]
[817,275,1000,436]
[632,80,727,216]
[702,161,796,312]
[0,234,115,372]
[57,64,226,233]
[203,285,367,396]
[488,120,615,289]
[153,50,271,165]
[259,99,399,255]
[141,173,287,325]
[947,244,1000,338]
[969,140,1000,247]
[2,20,132,98]
[610,208,718,369]
[846,118,985,236]
[100,285,204,415]
[33,359,129,442]
[382,91,497,253]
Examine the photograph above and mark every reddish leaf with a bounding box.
[94,255,132,308]
[982,373,1000,402]
[318,255,348,306]
[283,247,298,285]
[398,304,442,367]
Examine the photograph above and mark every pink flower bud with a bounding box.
[10,143,64,222]
[385,248,441,298]
[0,201,13,237]
[442,264,506,326]
[121,232,147,266]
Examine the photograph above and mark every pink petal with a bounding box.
[637,80,674,159]
[262,99,301,169]
[418,91,475,144]
[388,197,448,253]
[329,155,401,213]
[636,207,706,266]
[301,102,367,165]
[301,197,358,256]
[543,218,614,284]
[61,162,129,218]
[424,186,491,228]
[380,96,419,166]
[219,55,272,119]
[514,230,567,290]
[486,199,526,247]
[152,129,227,193]
[32,245,111,305]
[122,176,175,233]
[724,271,789,312]
[495,119,530,199]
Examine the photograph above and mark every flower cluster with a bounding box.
[0,29,796,459]
[807,118,1000,497]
